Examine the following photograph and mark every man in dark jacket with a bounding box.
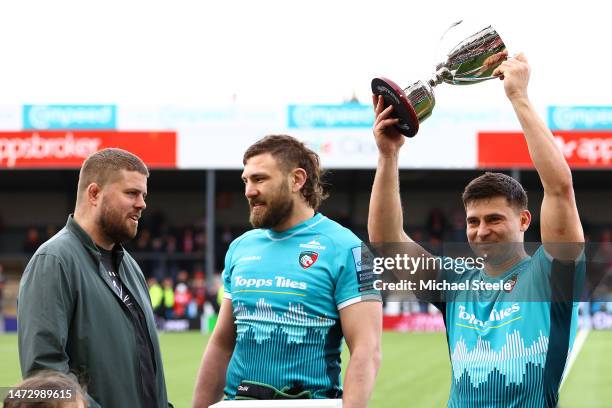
[18,148,171,408]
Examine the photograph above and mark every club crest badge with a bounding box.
[504,274,518,293]
[299,251,318,269]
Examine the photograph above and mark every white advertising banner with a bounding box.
[0,101,559,170]
[0,105,22,130]
[169,102,525,169]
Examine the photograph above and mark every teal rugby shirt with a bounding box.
[436,246,584,408]
[222,213,380,399]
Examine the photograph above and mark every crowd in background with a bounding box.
[147,270,222,321]
[2,208,612,322]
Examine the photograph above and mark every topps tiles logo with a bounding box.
[458,303,521,329]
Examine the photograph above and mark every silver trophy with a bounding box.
[371,21,507,137]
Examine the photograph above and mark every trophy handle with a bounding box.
[371,77,419,138]
[452,75,499,83]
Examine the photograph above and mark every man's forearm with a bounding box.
[368,153,407,243]
[342,348,381,408]
[192,341,233,408]
[511,97,573,192]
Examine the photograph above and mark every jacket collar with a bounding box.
[65,214,126,262]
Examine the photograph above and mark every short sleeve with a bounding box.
[334,244,381,310]
[529,246,585,302]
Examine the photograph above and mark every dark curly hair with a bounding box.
[243,135,328,210]
[462,172,528,210]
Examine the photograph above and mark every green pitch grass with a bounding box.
[1,331,611,407]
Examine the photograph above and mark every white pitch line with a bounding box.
[560,328,590,390]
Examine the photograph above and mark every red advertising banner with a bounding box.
[383,313,445,332]
[478,131,612,168]
[0,131,176,169]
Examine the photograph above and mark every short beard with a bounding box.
[249,190,294,229]
[470,242,524,267]
[98,198,136,244]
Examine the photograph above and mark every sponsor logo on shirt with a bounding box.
[299,240,326,250]
[352,245,375,273]
[457,303,521,329]
[234,275,308,290]
[237,255,262,263]
[352,245,377,291]
[299,251,318,269]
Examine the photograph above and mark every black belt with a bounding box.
[236,381,312,400]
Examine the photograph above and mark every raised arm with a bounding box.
[368,95,409,243]
[367,96,438,283]
[494,55,584,258]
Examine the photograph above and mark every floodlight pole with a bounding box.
[206,169,216,283]
[511,168,521,183]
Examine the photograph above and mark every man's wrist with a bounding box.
[508,94,530,107]
[378,151,399,161]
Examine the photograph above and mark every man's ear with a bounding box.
[87,183,102,207]
[291,168,307,193]
[519,209,531,232]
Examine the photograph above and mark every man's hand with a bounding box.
[493,53,531,101]
[372,95,404,158]
[496,53,584,254]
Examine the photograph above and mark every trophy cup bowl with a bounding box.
[371,22,508,137]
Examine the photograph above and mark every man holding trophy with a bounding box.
[369,24,584,407]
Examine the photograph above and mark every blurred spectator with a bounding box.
[173,283,192,319]
[195,229,206,252]
[216,284,224,309]
[165,235,179,279]
[45,225,58,241]
[176,270,190,287]
[211,274,223,313]
[191,271,207,315]
[221,225,233,245]
[134,228,153,276]
[3,369,86,408]
[182,229,195,253]
[426,208,447,242]
[148,277,163,315]
[166,234,177,254]
[410,228,424,244]
[150,237,165,280]
[448,209,467,242]
[23,228,41,254]
[135,228,152,252]
[161,277,175,319]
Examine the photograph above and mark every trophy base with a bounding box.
[371,77,419,137]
